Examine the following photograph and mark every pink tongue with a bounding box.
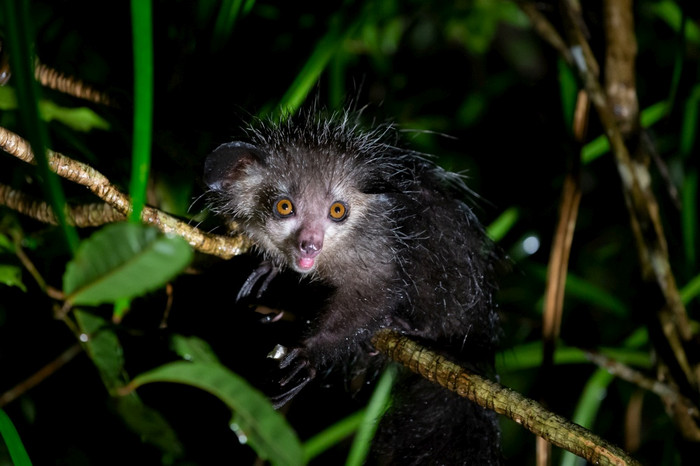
[298,257,315,269]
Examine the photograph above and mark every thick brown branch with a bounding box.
[372,330,641,466]
[603,0,639,135]
[0,125,252,259]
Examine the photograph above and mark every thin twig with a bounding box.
[0,343,83,407]
[586,350,700,421]
[34,59,116,107]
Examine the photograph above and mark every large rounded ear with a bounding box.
[203,142,264,191]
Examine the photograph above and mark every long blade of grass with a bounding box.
[487,207,519,243]
[581,100,669,164]
[559,328,648,466]
[345,365,397,466]
[303,410,365,463]
[277,5,368,114]
[2,0,79,253]
[559,369,616,466]
[680,273,700,305]
[0,408,32,466]
[129,0,154,223]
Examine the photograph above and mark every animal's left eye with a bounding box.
[329,201,348,221]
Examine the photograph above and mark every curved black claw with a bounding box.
[270,347,317,409]
[236,261,280,302]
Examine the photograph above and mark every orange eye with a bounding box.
[275,198,294,217]
[329,201,348,221]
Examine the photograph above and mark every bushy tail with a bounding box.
[371,373,502,465]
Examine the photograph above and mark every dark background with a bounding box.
[1,0,699,464]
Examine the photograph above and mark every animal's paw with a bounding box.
[236,261,280,302]
[270,347,317,409]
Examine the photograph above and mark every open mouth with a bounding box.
[297,256,316,271]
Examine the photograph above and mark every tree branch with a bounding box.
[0,125,252,259]
[0,182,125,226]
[372,329,641,466]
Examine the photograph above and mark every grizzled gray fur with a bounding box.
[204,109,502,465]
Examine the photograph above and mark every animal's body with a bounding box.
[204,110,501,464]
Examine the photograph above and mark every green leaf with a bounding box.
[115,394,184,459]
[0,265,26,291]
[0,408,32,466]
[130,361,303,466]
[74,309,126,392]
[0,87,109,132]
[650,0,700,46]
[0,232,14,252]
[74,310,183,457]
[63,223,193,306]
[171,334,221,364]
[39,100,110,132]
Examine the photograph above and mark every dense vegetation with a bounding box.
[0,1,699,464]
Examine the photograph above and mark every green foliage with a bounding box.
[1,0,79,252]
[129,0,154,223]
[0,0,699,464]
[63,223,192,306]
[0,409,32,466]
[345,365,397,466]
[130,336,303,466]
[75,310,184,458]
[0,265,25,291]
[0,87,110,131]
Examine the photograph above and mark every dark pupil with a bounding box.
[334,206,341,214]
[281,202,289,211]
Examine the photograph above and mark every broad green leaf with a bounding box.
[116,394,184,458]
[74,310,183,457]
[63,223,192,306]
[0,265,26,291]
[171,334,221,364]
[0,408,32,466]
[130,361,303,466]
[74,309,126,392]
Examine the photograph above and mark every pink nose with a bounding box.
[298,228,323,257]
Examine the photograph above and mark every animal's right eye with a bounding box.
[274,197,294,217]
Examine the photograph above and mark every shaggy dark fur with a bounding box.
[204,109,502,464]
